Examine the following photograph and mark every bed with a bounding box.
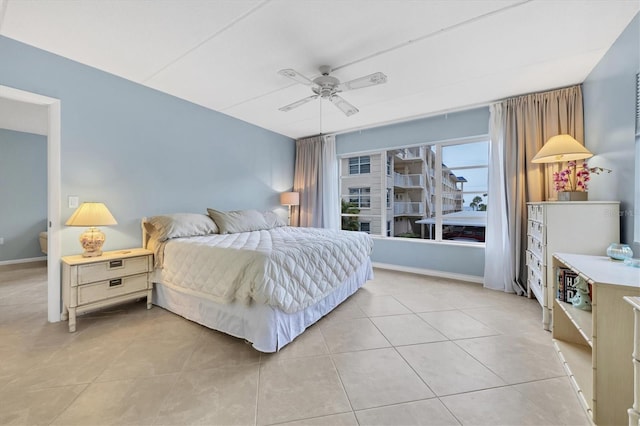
[142,210,373,352]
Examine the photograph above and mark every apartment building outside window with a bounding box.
[340,136,488,243]
[348,187,371,208]
[349,155,371,174]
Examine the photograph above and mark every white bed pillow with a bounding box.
[263,210,287,228]
[145,213,218,242]
[207,208,272,234]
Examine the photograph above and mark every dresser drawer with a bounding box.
[77,273,148,305]
[77,255,150,285]
[527,235,545,260]
[527,220,544,243]
[527,204,545,223]
[527,264,544,286]
[526,250,544,272]
[528,277,543,305]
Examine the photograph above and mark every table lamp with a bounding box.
[280,192,299,226]
[532,134,593,163]
[65,202,117,257]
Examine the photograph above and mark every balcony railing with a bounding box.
[394,202,424,215]
[393,173,424,188]
[394,146,425,161]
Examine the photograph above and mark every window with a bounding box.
[359,222,371,233]
[340,136,489,244]
[349,187,371,208]
[349,156,371,175]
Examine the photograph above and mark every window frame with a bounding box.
[339,135,488,245]
[359,221,371,233]
[348,187,371,209]
[348,155,371,175]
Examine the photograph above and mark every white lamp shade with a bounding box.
[280,192,300,206]
[65,202,117,226]
[532,134,594,164]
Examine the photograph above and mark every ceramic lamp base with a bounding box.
[80,227,106,257]
[558,191,588,201]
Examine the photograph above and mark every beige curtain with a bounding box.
[505,85,584,202]
[292,135,339,228]
[485,85,584,291]
[292,136,323,227]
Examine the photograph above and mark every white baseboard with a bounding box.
[0,256,47,268]
[372,262,483,284]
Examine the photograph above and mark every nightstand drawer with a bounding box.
[77,255,149,285]
[77,273,148,305]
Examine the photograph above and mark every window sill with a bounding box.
[370,234,485,248]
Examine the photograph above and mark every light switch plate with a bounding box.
[68,196,79,209]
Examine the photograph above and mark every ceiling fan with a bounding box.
[277,65,387,116]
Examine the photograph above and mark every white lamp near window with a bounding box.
[280,192,299,226]
[531,134,593,163]
[532,134,594,201]
[65,202,117,257]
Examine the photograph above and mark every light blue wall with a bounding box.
[0,129,47,261]
[0,36,295,256]
[336,107,489,278]
[583,13,639,247]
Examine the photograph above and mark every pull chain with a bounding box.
[319,98,323,135]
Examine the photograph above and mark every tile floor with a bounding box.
[0,264,591,426]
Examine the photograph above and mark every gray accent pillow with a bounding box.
[145,213,218,242]
[207,208,271,234]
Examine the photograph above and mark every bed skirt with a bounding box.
[152,258,373,352]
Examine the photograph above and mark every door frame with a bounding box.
[0,85,62,322]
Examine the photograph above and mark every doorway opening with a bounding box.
[0,85,62,322]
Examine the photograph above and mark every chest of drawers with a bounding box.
[61,248,153,332]
[526,201,619,330]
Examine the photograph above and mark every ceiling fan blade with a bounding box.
[278,95,319,112]
[330,95,359,116]
[338,72,388,92]
[278,69,318,87]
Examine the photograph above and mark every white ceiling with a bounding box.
[0,0,637,139]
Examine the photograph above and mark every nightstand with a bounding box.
[61,248,154,332]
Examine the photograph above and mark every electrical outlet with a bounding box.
[0,237,4,245]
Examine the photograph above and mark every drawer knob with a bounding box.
[109,278,122,287]
[109,260,123,268]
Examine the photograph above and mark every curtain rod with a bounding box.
[297,83,582,140]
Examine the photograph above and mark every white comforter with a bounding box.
[155,227,373,313]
